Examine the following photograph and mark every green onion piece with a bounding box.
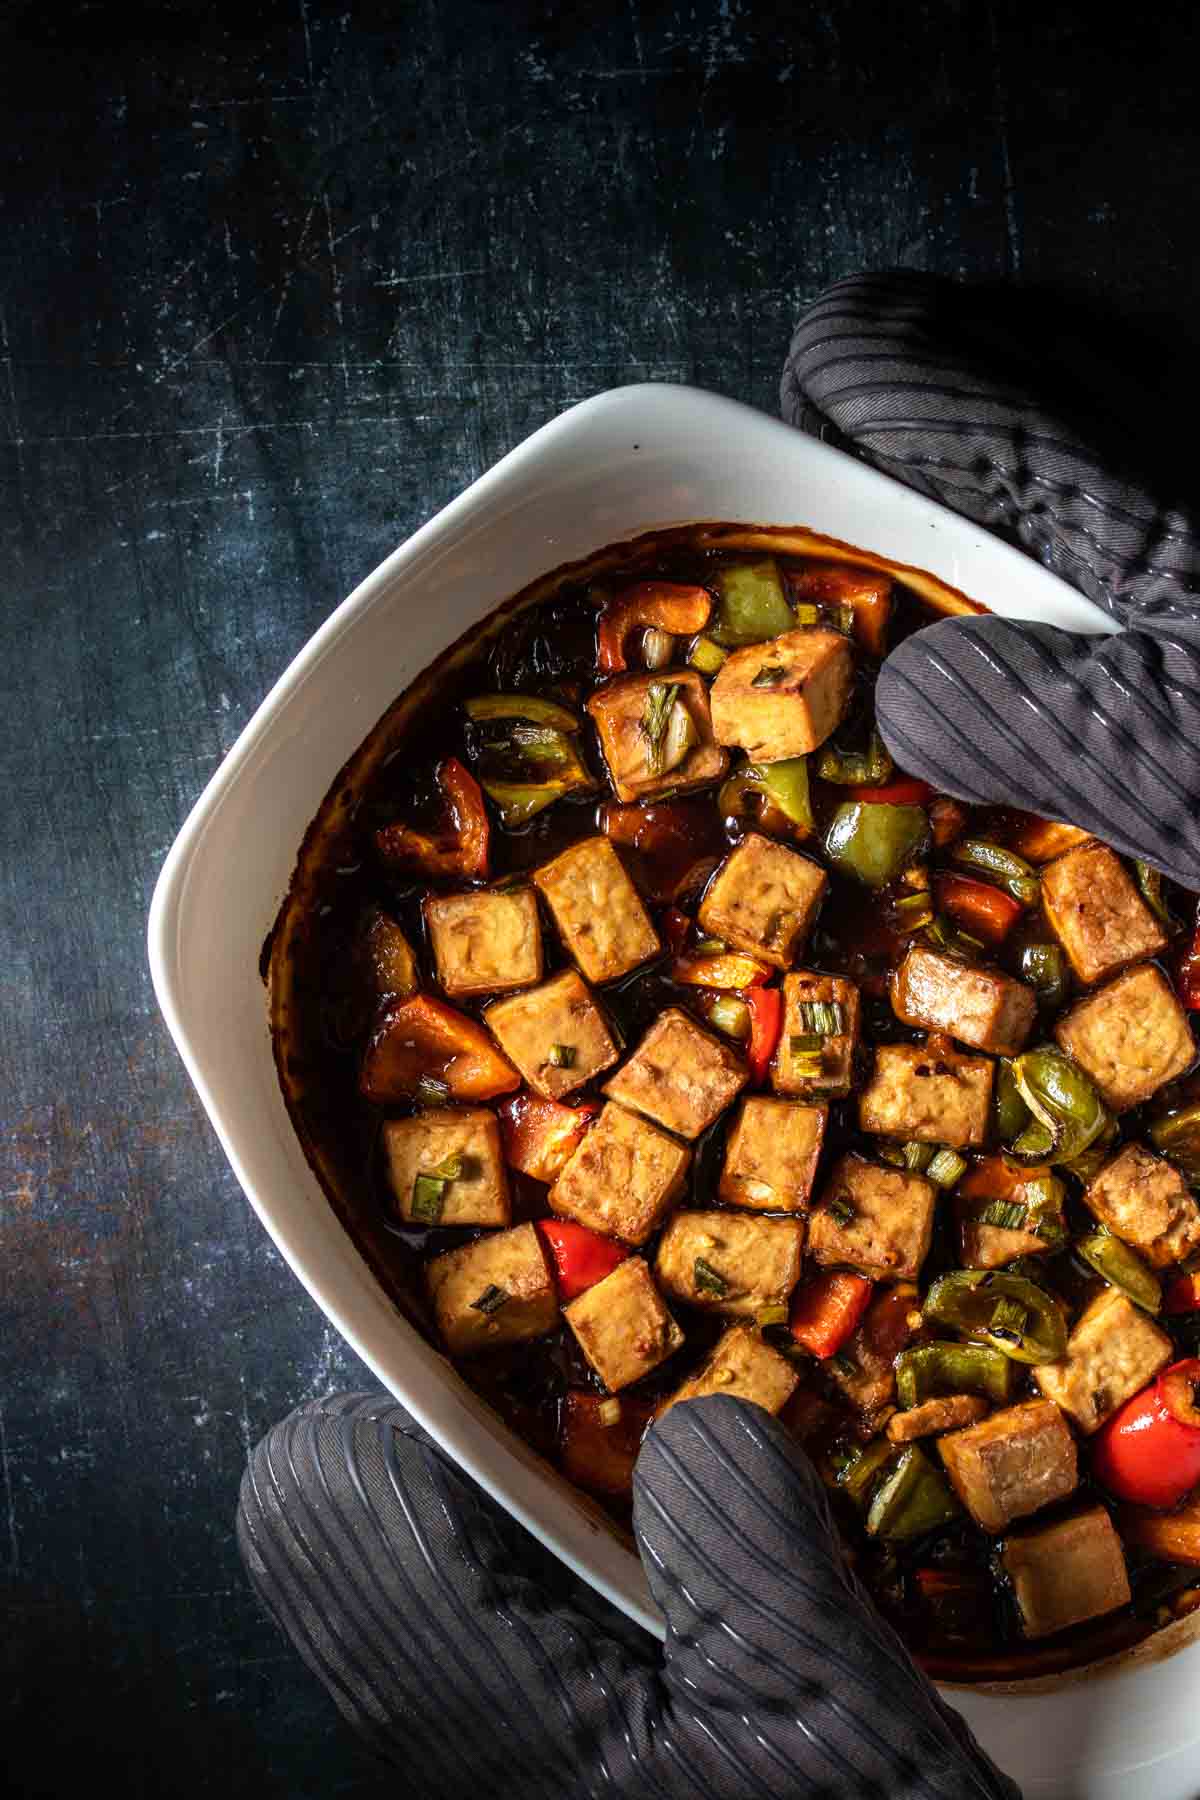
[642,627,675,671]
[903,1142,935,1173]
[989,1297,1028,1340]
[688,635,728,676]
[640,681,681,775]
[836,1438,895,1505]
[416,1074,452,1107]
[465,693,581,731]
[431,1153,465,1181]
[547,1043,576,1069]
[797,1000,846,1037]
[505,721,579,768]
[751,662,788,688]
[1136,859,1177,929]
[792,601,820,625]
[598,1398,622,1427]
[829,1351,857,1378]
[1076,1231,1162,1313]
[895,890,935,932]
[951,838,1040,906]
[694,934,728,954]
[410,1174,447,1223]
[828,1196,856,1228]
[694,1256,728,1298]
[876,1143,908,1167]
[789,1044,825,1077]
[830,603,854,636]
[470,1284,510,1315]
[756,1303,790,1329]
[660,696,698,771]
[815,728,894,788]
[703,994,752,1040]
[789,1031,825,1052]
[926,1148,967,1189]
[978,1199,1028,1232]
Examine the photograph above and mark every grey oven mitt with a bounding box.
[782,268,1200,889]
[238,1392,1017,1799]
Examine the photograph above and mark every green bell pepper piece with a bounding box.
[992,1059,1032,1143]
[950,838,1040,906]
[922,1269,1068,1365]
[1149,1104,1200,1182]
[895,1341,1015,1409]
[1076,1231,1162,1314]
[815,728,894,787]
[824,802,930,889]
[866,1445,960,1541]
[1019,943,1067,1013]
[710,558,795,645]
[480,778,573,826]
[464,693,581,731]
[1009,1045,1110,1165]
[835,1437,896,1507]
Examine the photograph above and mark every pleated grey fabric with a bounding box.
[237,1392,1018,1798]
[781,269,1200,889]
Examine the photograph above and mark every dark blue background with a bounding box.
[4,3,1200,1794]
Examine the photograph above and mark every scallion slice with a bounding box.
[416,1074,452,1107]
[470,1284,510,1315]
[829,1351,857,1378]
[410,1174,447,1223]
[705,994,752,1040]
[756,1303,790,1330]
[640,680,681,774]
[598,1398,622,1427]
[694,1256,728,1297]
[797,999,846,1037]
[792,602,820,625]
[902,1142,935,1173]
[548,1043,576,1069]
[926,1149,967,1190]
[642,627,675,670]
[828,1196,856,1228]
[978,1199,1028,1232]
[751,662,788,688]
[688,634,728,676]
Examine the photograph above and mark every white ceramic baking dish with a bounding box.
[149,382,1200,1799]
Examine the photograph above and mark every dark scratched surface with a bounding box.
[4,3,1200,1795]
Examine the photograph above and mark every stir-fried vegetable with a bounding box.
[866,1445,960,1540]
[710,558,795,644]
[498,1093,598,1184]
[787,562,894,657]
[992,1060,1031,1142]
[958,1160,1067,1246]
[698,992,753,1040]
[895,1342,1014,1409]
[951,839,1040,906]
[639,680,696,776]
[464,694,594,825]
[360,994,519,1103]
[671,949,771,989]
[375,757,491,880]
[687,634,728,675]
[816,728,894,788]
[935,873,1023,945]
[720,756,814,834]
[464,693,581,730]
[1019,943,1068,1012]
[1093,1360,1200,1508]
[596,582,713,673]
[825,801,930,889]
[1178,916,1200,1010]
[745,986,783,1084]
[789,1270,873,1358]
[1076,1232,1162,1314]
[535,1219,629,1302]
[1149,1103,1200,1181]
[1006,1045,1110,1165]
[1135,859,1177,929]
[922,1269,1068,1364]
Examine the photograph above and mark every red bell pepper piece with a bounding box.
[789,1270,873,1359]
[535,1219,629,1303]
[497,1093,598,1185]
[1177,921,1200,1010]
[933,873,1024,946]
[1092,1358,1200,1509]
[1165,1272,1200,1315]
[359,994,520,1103]
[745,985,782,1086]
[596,582,713,674]
[560,1391,654,1496]
[375,757,490,880]
[851,776,934,806]
[672,951,771,990]
[787,563,893,657]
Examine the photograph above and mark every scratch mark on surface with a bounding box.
[986,0,1021,275]
[323,192,350,397]
[0,1406,17,1574]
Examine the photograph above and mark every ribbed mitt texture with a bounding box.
[781,269,1200,888]
[237,1392,1019,1799]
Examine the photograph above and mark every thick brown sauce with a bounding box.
[268,525,1200,1683]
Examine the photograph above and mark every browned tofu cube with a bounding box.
[858,1041,993,1147]
[891,944,1036,1057]
[426,1223,558,1356]
[1035,1288,1172,1433]
[485,969,619,1101]
[709,628,853,761]
[936,1400,1078,1532]
[1042,843,1168,984]
[1002,1508,1131,1640]
[808,1153,935,1279]
[698,833,827,969]
[654,1210,804,1314]
[383,1108,510,1227]
[604,1007,747,1139]
[548,1101,690,1244]
[718,1097,827,1212]
[886,1394,989,1443]
[771,971,860,1097]
[424,887,542,997]
[586,670,728,803]
[563,1256,684,1392]
[1084,1141,1200,1269]
[531,836,659,983]
[1054,964,1195,1112]
[657,1322,800,1420]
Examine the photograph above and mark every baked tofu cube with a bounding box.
[563,1256,684,1392]
[383,1108,510,1227]
[858,1042,993,1147]
[1042,844,1168,985]
[654,1210,804,1315]
[936,1400,1078,1532]
[426,1223,558,1356]
[807,1153,936,1280]
[709,628,853,761]
[718,1097,827,1212]
[698,833,827,970]
[1054,964,1195,1112]
[485,969,619,1101]
[532,836,659,983]
[548,1101,690,1244]
[586,670,728,803]
[891,945,1036,1057]
[424,887,542,998]
[771,971,860,1097]
[1034,1288,1172,1433]
[1002,1508,1131,1640]
[886,1394,990,1443]
[657,1322,800,1420]
[1084,1141,1200,1269]
[604,1007,748,1139]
